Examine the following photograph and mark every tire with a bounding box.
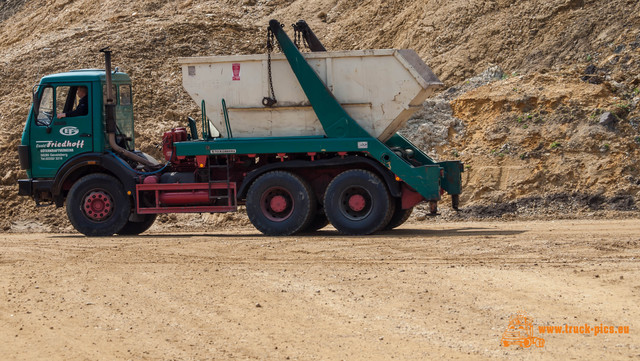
[118,214,157,235]
[246,171,315,236]
[300,210,330,233]
[66,174,131,236]
[383,198,413,230]
[323,169,394,235]
[523,338,532,348]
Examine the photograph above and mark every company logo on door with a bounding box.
[60,126,79,136]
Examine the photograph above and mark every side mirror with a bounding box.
[32,89,40,117]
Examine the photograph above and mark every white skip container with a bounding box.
[178,49,443,141]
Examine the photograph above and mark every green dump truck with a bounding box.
[17,20,463,236]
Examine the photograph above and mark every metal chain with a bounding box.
[293,24,310,50]
[262,28,277,107]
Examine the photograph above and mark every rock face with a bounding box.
[1,0,639,231]
[401,66,639,218]
[599,112,617,127]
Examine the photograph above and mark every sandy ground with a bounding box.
[0,219,639,360]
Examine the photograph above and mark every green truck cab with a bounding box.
[18,70,139,206]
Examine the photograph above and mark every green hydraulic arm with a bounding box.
[267,19,462,203]
[267,20,369,139]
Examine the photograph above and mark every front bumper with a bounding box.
[18,179,54,197]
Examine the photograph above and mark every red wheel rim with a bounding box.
[83,190,113,221]
[339,186,372,220]
[260,187,294,222]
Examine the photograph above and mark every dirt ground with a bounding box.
[0,219,638,360]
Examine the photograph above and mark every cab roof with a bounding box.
[40,69,131,84]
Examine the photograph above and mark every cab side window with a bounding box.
[103,84,117,105]
[56,86,71,115]
[36,87,54,126]
[58,85,89,118]
[119,85,132,105]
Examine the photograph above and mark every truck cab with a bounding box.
[18,70,136,204]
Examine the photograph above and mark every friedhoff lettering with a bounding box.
[36,140,85,161]
[36,140,85,149]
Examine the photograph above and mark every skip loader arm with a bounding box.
[268,19,463,205]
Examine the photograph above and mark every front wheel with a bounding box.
[324,169,394,235]
[66,174,131,236]
[246,171,315,236]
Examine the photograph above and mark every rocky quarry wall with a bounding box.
[1,0,639,232]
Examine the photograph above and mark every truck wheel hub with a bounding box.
[348,194,366,212]
[270,195,288,213]
[83,191,113,221]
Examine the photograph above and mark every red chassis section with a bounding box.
[136,182,237,214]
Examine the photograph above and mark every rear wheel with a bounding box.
[246,171,315,236]
[384,199,413,230]
[300,209,330,233]
[66,174,131,236]
[118,214,157,235]
[324,169,394,235]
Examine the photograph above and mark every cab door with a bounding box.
[30,84,94,178]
